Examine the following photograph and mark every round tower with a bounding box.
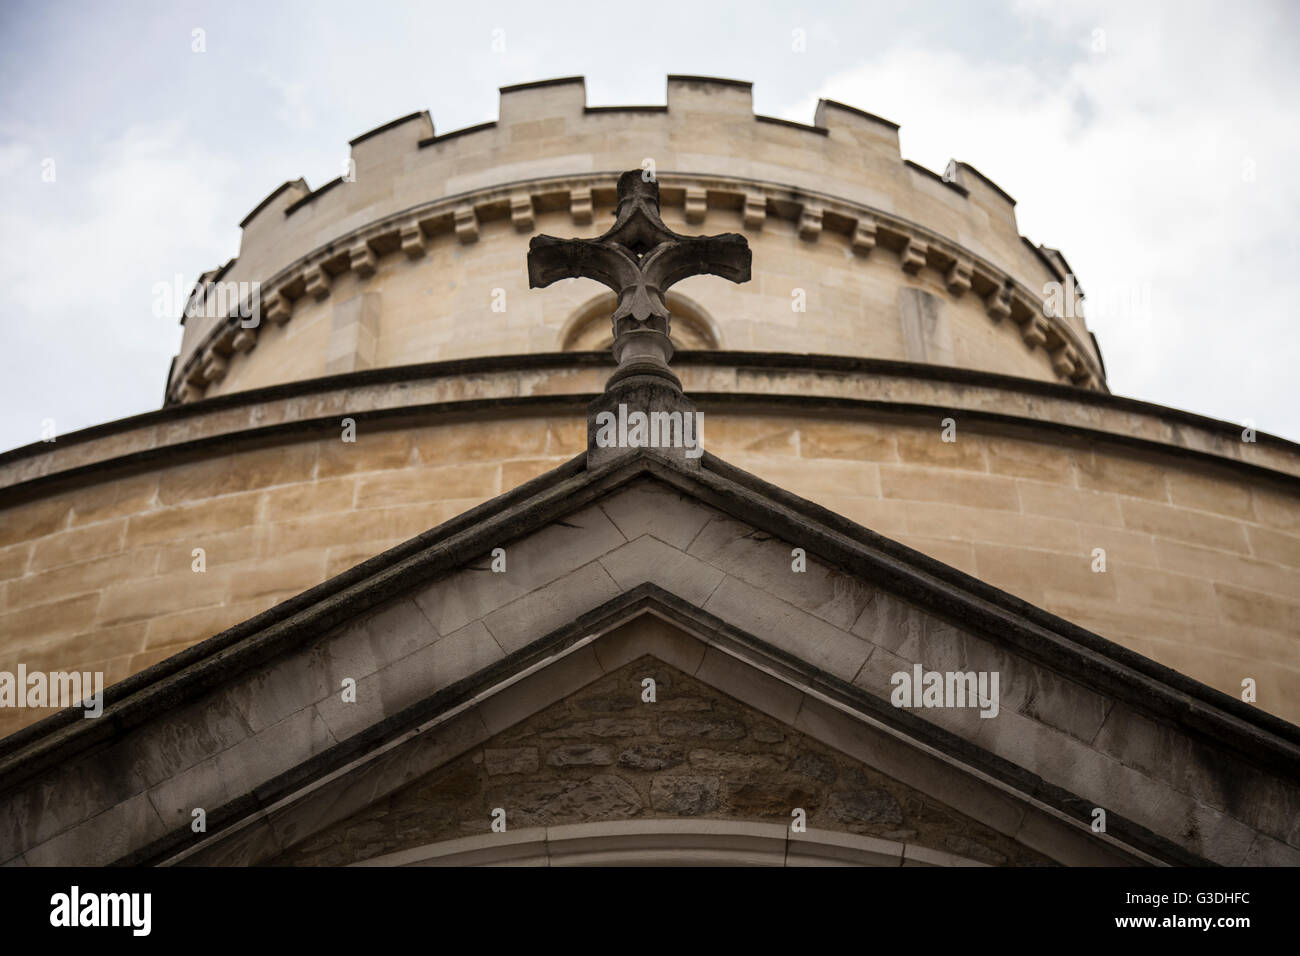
[1,76,1297,743]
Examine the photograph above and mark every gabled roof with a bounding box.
[2,449,1298,867]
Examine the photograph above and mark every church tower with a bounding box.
[1,77,1298,867]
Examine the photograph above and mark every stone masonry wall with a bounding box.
[193,198,1079,401]
[270,655,1053,866]
[180,76,1078,375]
[2,411,1298,739]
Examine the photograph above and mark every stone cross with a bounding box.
[528,170,751,390]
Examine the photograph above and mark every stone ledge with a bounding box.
[4,355,1297,502]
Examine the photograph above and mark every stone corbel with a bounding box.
[743,193,767,231]
[201,353,228,384]
[684,187,707,224]
[798,204,823,241]
[851,216,877,256]
[350,242,376,277]
[1021,316,1049,348]
[570,187,593,225]
[985,281,1012,322]
[454,206,479,244]
[945,260,972,297]
[1051,345,1079,379]
[304,265,331,301]
[264,291,292,325]
[230,329,257,353]
[511,193,535,232]
[900,237,927,275]
[212,324,239,351]
[178,382,205,403]
[400,224,426,259]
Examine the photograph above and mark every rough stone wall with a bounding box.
[2,412,1298,738]
[271,655,1053,866]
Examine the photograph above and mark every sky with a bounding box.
[0,0,1297,453]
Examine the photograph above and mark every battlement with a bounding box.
[174,76,1098,402]
[233,75,1024,267]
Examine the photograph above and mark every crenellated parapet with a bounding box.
[169,75,1104,403]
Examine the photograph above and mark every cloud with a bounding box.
[0,120,238,450]
[803,0,1300,439]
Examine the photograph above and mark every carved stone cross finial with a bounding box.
[528,171,751,390]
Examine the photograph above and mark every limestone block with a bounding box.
[480,561,623,654]
[304,265,331,301]
[1021,316,1048,347]
[852,216,877,256]
[945,260,972,297]
[897,288,954,365]
[1051,345,1078,378]
[900,237,927,274]
[510,193,534,232]
[24,791,168,868]
[985,283,1012,323]
[702,574,871,682]
[743,193,766,230]
[349,242,376,277]
[201,354,227,384]
[454,206,479,244]
[598,534,725,607]
[684,187,707,224]
[798,205,823,241]
[325,291,381,375]
[687,513,874,631]
[597,480,716,551]
[400,224,426,259]
[264,291,292,325]
[570,187,593,225]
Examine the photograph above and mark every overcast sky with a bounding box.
[1,0,1296,453]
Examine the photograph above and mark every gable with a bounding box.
[270,651,1053,867]
[2,459,1297,868]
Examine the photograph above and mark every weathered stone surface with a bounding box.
[540,718,652,739]
[484,748,539,776]
[725,780,820,816]
[790,752,837,784]
[659,715,746,740]
[650,775,720,815]
[576,694,636,713]
[688,750,785,773]
[829,788,903,826]
[944,834,1008,865]
[499,774,643,826]
[617,744,686,771]
[546,744,613,767]
[271,656,1051,866]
